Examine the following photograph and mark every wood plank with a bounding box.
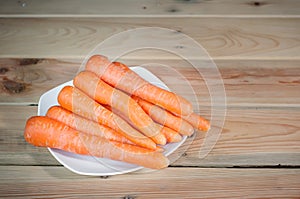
[1,106,299,166]
[0,166,299,198]
[0,106,59,165]
[0,59,78,104]
[174,107,300,167]
[0,18,299,59]
[1,59,299,107]
[0,0,299,17]
[144,60,300,108]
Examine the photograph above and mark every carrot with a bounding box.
[46,106,133,145]
[105,103,182,143]
[133,96,194,136]
[103,103,167,146]
[105,103,180,143]
[183,113,210,132]
[73,71,166,145]
[111,141,164,153]
[160,126,182,143]
[85,55,193,116]
[57,86,157,149]
[47,106,164,152]
[24,116,169,169]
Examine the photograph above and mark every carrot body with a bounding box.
[106,101,182,143]
[85,55,193,116]
[73,71,165,144]
[57,86,157,150]
[160,126,182,143]
[106,103,180,143]
[133,96,194,136]
[103,104,167,145]
[183,113,210,132]
[24,116,169,169]
[46,106,133,145]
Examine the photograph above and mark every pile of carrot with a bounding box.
[24,55,210,170]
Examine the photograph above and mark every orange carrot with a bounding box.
[105,103,180,144]
[73,71,166,145]
[106,103,182,143]
[47,106,164,152]
[183,113,210,132]
[46,106,133,145]
[85,55,193,116]
[111,141,164,153]
[24,116,169,169]
[160,126,182,143]
[103,103,167,146]
[57,86,158,149]
[133,96,194,136]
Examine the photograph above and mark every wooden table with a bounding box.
[1,0,299,198]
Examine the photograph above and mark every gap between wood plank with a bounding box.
[2,103,300,110]
[1,15,300,18]
[3,164,300,169]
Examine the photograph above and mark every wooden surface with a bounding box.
[0,18,299,59]
[0,0,300,198]
[1,167,300,198]
[0,0,299,16]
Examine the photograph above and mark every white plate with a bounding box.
[38,67,187,176]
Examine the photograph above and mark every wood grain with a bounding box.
[1,166,299,198]
[1,105,299,166]
[1,59,299,107]
[0,0,299,197]
[0,58,78,104]
[0,106,59,165]
[0,18,299,59]
[0,0,299,17]
[175,107,300,167]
